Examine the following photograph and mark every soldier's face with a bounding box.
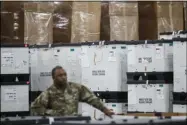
[54,68,67,84]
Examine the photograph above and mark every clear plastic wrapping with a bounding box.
[24,2,54,45]
[110,16,139,41]
[24,2,55,13]
[157,2,184,34]
[1,2,24,44]
[109,2,138,16]
[53,2,72,43]
[71,2,101,43]
[109,2,139,41]
[24,12,53,45]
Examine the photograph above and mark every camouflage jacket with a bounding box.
[31,82,106,116]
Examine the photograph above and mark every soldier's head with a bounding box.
[52,66,67,85]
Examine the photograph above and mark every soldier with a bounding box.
[31,66,115,117]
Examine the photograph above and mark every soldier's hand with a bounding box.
[103,108,115,118]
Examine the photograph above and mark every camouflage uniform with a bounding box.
[31,82,106,116]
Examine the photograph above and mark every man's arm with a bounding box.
[79,85,107,112]
[31,91,59,116]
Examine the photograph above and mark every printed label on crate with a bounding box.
[4,88,17,101]
[156,88,164,99]
[138,57,152,63]
[138,98,152,104]
[92,70,105,76]
[155,46,164,59]
[108,50,116,62]
[40,72,51,77]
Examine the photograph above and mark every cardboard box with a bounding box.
[24,2,54,13]
[53,2,72,43]
[71,2,101,43]
[109,2,139,41]
[157,2,184,34]
[109,2,138,16]
[110,16,139,41]
[157,2,183,18]
[24,12,53,45]
[157,17,184,33]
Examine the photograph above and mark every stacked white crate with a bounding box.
[79,41,128,119]
[127,40,173,113]
[1,44,30,115]
[172,31,187,113]
[52,43,82,84]
[30,45,56,92]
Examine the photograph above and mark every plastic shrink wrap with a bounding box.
[1,2,24,44]
[157,2,184,34]
[71,2,101,43]
[24,2,54,45]
[53,2,72,43]
[109,2,139,41]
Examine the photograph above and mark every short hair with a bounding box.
[51,66,63,79]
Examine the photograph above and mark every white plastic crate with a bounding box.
[127,40,173,72]
[1,46,29,74]
[53,44,82,84]
[81,42,127,92]
[128,81,173,112]
[30,47,56,91]
[1,85,29,112]
[78,102,126,120]
[173,38,187,92]
[173,104,187,113]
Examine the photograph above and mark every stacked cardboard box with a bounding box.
[24,2,54,45]
[156,2,184,35]
[109,2,139,41]
[71,2,101,43]
[1,2,24,44]
[2,1,185,44]
[138,2,184,39]
[53,2,72,43]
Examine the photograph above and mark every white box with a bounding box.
[78,102,126,120]
[173,38,187,92]
[30,47,56,91]
[1,47,29,74]
[177,31,187,38]
[159,31,187,40]
[81,43,127,92]
[53,45,82,84]
[1,85,29,112]
[78,103,104,120]
[159,32,174,40]
[127,41,173,72]
[173,104,187,113]
[128,81,173,112]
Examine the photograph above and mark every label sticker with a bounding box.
[155,46,163,59]
[156,87,164,99]
[70,48,74,52]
